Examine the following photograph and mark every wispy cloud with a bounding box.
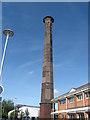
[19,59,42,68]
[28,70,34,75]
[54,89,59,95]
[54,62,72,70]
[54,63,64,68]
[8,44,43,54]
[8,39,43,54]
[28,45,43,52]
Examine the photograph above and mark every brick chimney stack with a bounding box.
[40,16,54,118]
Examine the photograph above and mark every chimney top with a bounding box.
[43,16,54,23]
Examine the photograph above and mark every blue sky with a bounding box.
[1,0,89,2]
[2,2,88,106]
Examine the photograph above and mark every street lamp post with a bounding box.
[14,97,17,120]
[0,29,14,120]
[0,29,14,81]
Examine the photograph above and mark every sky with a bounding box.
[0,2,2,68]
[1,0,89,2]
[1,2,88,106]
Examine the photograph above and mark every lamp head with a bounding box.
[3,29,14,37]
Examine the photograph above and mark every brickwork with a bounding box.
[76,100,83,107]
[58,92,90,110]
[67,100,75,109]
[58,92,90,119]
[58,100,66,110]
[40,103,52,118]
[40,16,54,118]
[85,93,90,106]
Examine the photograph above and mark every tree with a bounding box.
[21,111,25,120]
[10,109,18,120]
[2,99,14,118]
[10,111,14,120]
[25,108,29,120]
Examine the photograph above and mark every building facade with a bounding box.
[51,83,90,119]
[8,104,40,120]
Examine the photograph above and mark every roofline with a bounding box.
[52,83,90,102]
[16,104,40,108]
[22,105,40,108]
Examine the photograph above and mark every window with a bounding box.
[32,117,35,120]
[86,91,90,98]
[78,114,84,120]
[69,114,75,119]
[62,114,64,119]
[68,96,74,103]
[77,94,83,100]
[60,99,66,105]
[88,114,90,119]
[0,97,2,102]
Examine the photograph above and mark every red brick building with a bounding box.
[51,83,90,119]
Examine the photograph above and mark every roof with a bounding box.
[16,104,40,108]
[52,83,90,102]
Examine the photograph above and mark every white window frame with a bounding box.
[60,99,66,105]
[68,96,74,103]
[77,93,83,101]
[86,91,90,99]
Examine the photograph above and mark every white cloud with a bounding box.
[28,71,34,75]
[19,59,42,68]
[54,89,59,95]
[54,63,64,68]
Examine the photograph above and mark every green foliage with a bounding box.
[10,111,14,119]
[25,108,29,117]
[10,109,18,119]
[21,111,25,119]
[2,99,14,118]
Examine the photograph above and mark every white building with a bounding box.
[8,104,40,120]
